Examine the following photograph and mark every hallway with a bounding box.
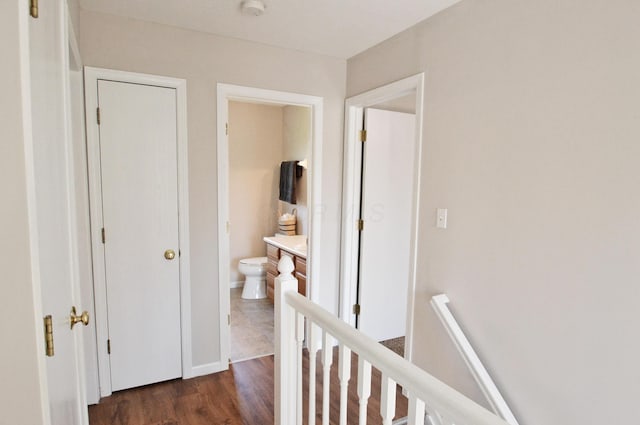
[89,349,408,424]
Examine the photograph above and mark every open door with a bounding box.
[356,108,416,342]
[341,75,425,363]
[29,2,88,424]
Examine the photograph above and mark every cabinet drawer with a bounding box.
[295,257,306,275]
[266,259,278,276]
[295,272,306,297]
[266,272,276,303]
[266,244,280,260]
[266,285,274,302]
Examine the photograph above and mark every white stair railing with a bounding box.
[275,256,512,425]
[431,295,519,425]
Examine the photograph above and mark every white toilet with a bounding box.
[238,257,268,299]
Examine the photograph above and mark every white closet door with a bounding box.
[358,108,416,342]
[98,80,182,391]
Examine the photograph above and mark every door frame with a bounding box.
[340,73,425,363]
[84,67,193,397]
[216,83,323,367]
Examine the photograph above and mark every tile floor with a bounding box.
[230,287,275,362]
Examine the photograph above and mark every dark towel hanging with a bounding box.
[279,161,303,204]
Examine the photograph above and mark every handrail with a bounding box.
[275,253,511,425]
[431,294,520,425]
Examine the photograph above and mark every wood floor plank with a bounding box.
[89,349,407,425]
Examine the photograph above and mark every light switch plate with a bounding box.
[436,208,448,229]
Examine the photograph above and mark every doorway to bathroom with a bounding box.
[216,84,323,365]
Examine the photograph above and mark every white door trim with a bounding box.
[84,67,193,397]
[216,83,323,368]
[340,73,425,363]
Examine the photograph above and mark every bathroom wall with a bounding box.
[281,105,311,235]
[229,101,284,284]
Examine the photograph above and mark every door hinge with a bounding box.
[225,123,228,136]
[43,315,54,357]
[357,219,364,231]
[228,314,231,325]
[30,0,39,18]
[353,304,361,316]
[101,228,106,244]
[107,339,111,355]
[359,129,367,142]
[96,107,101,125]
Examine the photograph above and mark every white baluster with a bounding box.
[425,405,444,425]
[321,330,333,425]
[296,312,304,425]
[338,343,351,425]
[308,321,319,425]
[357,357,372,425]
[407,394,426,425]
[380,374,396,425]
[274,256,298,425]
[441,416,455,425]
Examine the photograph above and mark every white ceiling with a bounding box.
[78,0,462,59]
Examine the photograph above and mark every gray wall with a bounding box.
[0,1,46,423]
[348,1,640,423]
[79,11,346,369]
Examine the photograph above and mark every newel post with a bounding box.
[274,255,299,425]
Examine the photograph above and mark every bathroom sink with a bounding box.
[264,235,307,257]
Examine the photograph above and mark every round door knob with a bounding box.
[164,249,176,260]
[70,306,90,329]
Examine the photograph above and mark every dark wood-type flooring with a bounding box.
[89,348,408,425]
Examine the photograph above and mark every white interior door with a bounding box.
[97,80,182,391]
[29,2,87,424]
[358,108,416,342]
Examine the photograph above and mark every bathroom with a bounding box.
[228,100,310,362]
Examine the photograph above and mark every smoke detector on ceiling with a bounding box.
[242,0,266,16]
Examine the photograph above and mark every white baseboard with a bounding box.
[230,280,245,289]
[186,361,228,379]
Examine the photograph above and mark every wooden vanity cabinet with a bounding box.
[295,257,306,297]
[266,244,279,302]
[265,242,307,303]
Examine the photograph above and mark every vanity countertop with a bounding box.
[263,235,307,259]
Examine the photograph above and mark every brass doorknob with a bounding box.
[70,306,90,329]
[164,249,176,260]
